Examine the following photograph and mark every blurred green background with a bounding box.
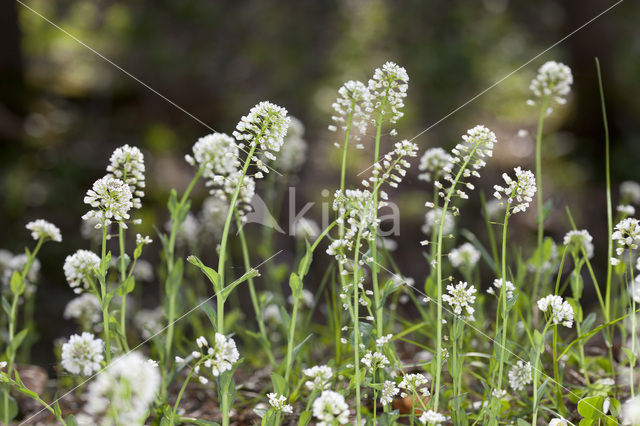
[1,0,639,366]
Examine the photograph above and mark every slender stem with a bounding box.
[496,208,511,391]
[284,289,300,383]
[217,145,258,334]
[118,225,130,351]
[352,232,363,426]
[235,214,275,367]
[552,325,564,410]
[532,322,551,425]
[99,226,111,364]
[371,107,386,339]
[171,363,197,425]
[628,251,636,398]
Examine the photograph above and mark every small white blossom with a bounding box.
[303,365,333,391]
[537,294,574,327]
[508,360,532,391]
[618,204,636,216]
[267,393,293,414]
[206,333,239,376]
[64,250,101,294]
[612,218,640,256]
[106,145,146,209]
[419,410,447,425]
[185,133,239,178]
[312,390,349,425]
[529,61,573,106]
[275,117,307,173]
[376,334,393,347]
[443,281,477,316]
[563,229,594,258]
[418,148,452,183]
[361,351,389,370]
[380,380,399,405]
[422,208,455,236]
[26,219,62,242]
[487,278,516,300]
[398,373,429,398]
[136,234,152,246]
[330,80,371,138]
[448,243,480,269]
[493,167,537,215]
[549,418,569,426]
[82,176,133,229]
[61,332,104,376]
[368,62,409,126]
[64,293,102,328]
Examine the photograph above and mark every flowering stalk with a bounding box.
[627,250,637,398]
[531,321,551,425]
[99,226,112,364]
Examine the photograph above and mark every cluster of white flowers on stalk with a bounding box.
[376,334,393,347]
[421,208,455,236]
[233,101,290,174]
[200,196,229,238]
[419,410,447,425]
[621,181,640,205]
[418,148,453,183]
[312,390,349,425]
[186,133,240,178]
[563,229,594,258]
[275,117,307,173]
[443,281,477,316]
[528,61,573,108]
[267,393,293,414]
[487,278,516,300]
[82,176,133,229]
[367,61,409,127]
[64,293,102,328]
[329,80,371,140]
[537,295,574,327]
[508,360,532,391]
[611,218,640,266]
[435,126,496,209]
[83,352,160,425]
[61,332,104,376]
[303,365,333,391]
[26,219,62,242]
[380,380,399,405]
[361,351,389,369]
[363,140,418,190]
[493,167,537,215]
[106,144,146,209]
[0,252,40,290]
[133,307,165,339]
[63,250,101,294]
[618,204,636,216]
[189,333,240,377]
[448,242,480,269]
[398,373,430,398]
[208,171,256,217]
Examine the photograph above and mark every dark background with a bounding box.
[1,0,639,366]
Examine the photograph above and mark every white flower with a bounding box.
[621,181,640,205]
[537,295,574,327]
[64,293,102,327]
[529,61,573,106]
[61,332,104,376]
[508,360,532,391]
[361,351,389,369]
[312,390,349,425]
[267,393,293,414]
[418,148,452,183]
[25,219,62,242]
[64,250,101,293]
[293,217,321,241]
[1,253,40,290]
[448,243,480,269]
[133,259,154,282]
[83,351,160,425]
[200,196,229,238]
[419,410,447,425]
[208,170,255,217]
[612,218,640,256]
[398,373,429,398]
[487,278,516,300]
[133,307,165,339]
[106,145,146,210]
[549,418,568,426]
[622,396,640,425]
[263,304,281,324]
[185,133,239,178]
[422,208,455,236]
[618,204,636,216]
[170,212,201,248]
[368,61,409,126]
[0,361,6,369]
[233,101,290,174]
[631,277,640,304]
[491,388,507,400]
[82,176,133,229]
[135,234,152,246]
[443,281,477,316]
[303,365,333,391]
[563,229,594,258]
[376,334,393,347]
[206,333,240,376]
[493,167,537,214]
[380,380,399,405]
[275,117,307,173]
[330,80,371,137]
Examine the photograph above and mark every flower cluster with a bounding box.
[329,80,371,139]
[303,365,333,391]
[363,140,418,191]
[612,218,640,260]
[82,352,160,424]
[82,176,133,229]
[63,293,102,329]
[61,332,104,376]
[487,278,516,301]
[233,101,290,173]
[191,333,240,377]
[493,167,537,215]
[106,144,146,209]
[26,219,62,242]
[448,242,481,269]
[380,380,399,405]
[185,133,240,178]
[421,208,455,236]
[367,61,409,126]
[418,148,452,183]
[563,229,594,259]
[398,373,430,398]
[267,393,293,414]
[443,281,477,316]
[312,390,349,425]
[63,249,101,294]
[621,181,640,205]
[537,295,574,327]
[208,171,256,217]
[419,410,447,425]
[275,117,307,173]
[528,61,573,106]
[361,351,389,370]
[508,360,532,391]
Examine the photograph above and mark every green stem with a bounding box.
[284,289,300,383]
[171,363,197,425]
[371,107,386,339]
[496,208,511,391]
[100,224,112,364]
[628,251,636,398]
[118,225,130,352]
[532,322,551,426]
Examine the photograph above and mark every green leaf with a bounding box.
[517,419,530,426]
[270,372,288,395]
[578,418,595,426]
[9,329,29,354]
[578,396,604,418]
[166,258,184,295]
[10,271,24,296]
[289,273,302,299]
[65,414,79,426]
[0,391,18,422]
[188,256,219,290]
[298,410,312,426]
[297,240,314,277]
[221,269,260,302]
[2,296,11,316]
[291,333,313,361]
[119,276,136,296]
